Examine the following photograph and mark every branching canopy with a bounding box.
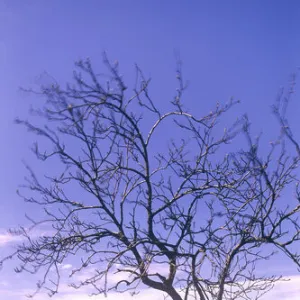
[2,56,300,300]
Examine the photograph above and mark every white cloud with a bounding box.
[61,264,73,270]
[0,280,9,287]
[0,226,57,248]
[36,275,300,300]
[0,259,299,300]
[261,275,300,300]
[0,232,22,246]
[0,285,164,300]
[37,289,164,300]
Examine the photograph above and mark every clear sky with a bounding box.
[1,1,300,299]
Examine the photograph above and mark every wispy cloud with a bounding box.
[41,274,300,300]
[0,260,299,300]
[261,275,300,300]
[13,288,164,300]
[3,277,300,300]
[60,263,73,270]
[0,280,9,287]
[56,276,300,300]
[0,232,22,247]
[0,226,56,248]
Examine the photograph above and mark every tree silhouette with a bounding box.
[2,56,300,300]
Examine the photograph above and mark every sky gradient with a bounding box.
[1,1,300,299]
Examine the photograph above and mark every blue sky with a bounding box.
[1,1,300,299]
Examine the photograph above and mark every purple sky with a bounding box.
[1,1,300,299]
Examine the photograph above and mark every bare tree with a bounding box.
[1,56,300,300]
